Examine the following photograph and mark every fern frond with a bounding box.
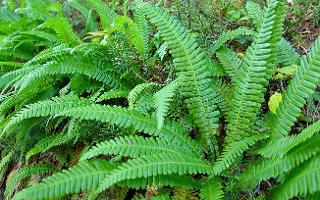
[5,164,57,198]
[0,151,14,186]
[16,57,125,92]
[277,38,300,66]
[86,0,116,30]
[25,133,71,162]
[200,178,224,200]
[119,174,200,189]
[153,79,179,129]
[12,159,117,200]
[96,89,129,102]
[239,135,320,189]
[19,30,59,45]
[79,135,193,161]
[133,7,150,57]
[245,1,263,28]
[271,36,320,139]
[226,0,286,144]
[57,104,203,156]
[211,27,255,53]
[128,82,161,108]
[1,95,91,137]
[137,2,221,142]
[215,47,242,83]
[258,120,320,158]
[93,153,213,194]
[212,133,268,175]
[41,18,81,46]
[270,155,320,200]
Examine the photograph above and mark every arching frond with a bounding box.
[12,159,117,200]
[153,79,179,129]
[86,0,116,30]
[80,135,193,161]
[226,0,286,144]
[245,1,263,28]
[200,178,224,200]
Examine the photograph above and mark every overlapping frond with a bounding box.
[5,164,57,198]
[1,95,91,137]
[86,0,116,30]
[137,2,221,143]
[226,0,286,144]
[270,155,320,200]
[270,36,320,139]
[57,104,202,156]
[245,1,263,28]
[200,178,224,200]
[93,153,213,194]
[153,79,179,129]
[12,159,117,200]
[211,27,255,53]
[80,135,192,161]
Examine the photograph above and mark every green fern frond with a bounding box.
[1,95,91,137]
[258,120,320,158]
[153,79,179,129]
[19,30,59,45]
[133,7,150,57]
[270,36,320,139]
[93,153,213,194]
[211,27,255,53]
[25,133,71,162]
[128,82,161,108]
[0,151,14,181]
[270,155,320,200]
[120,174,200,189]
[86,0,117,30]
[212,133,268,175]
[0,61,24,69]
[12,159,117,200]
[173,187,198,200]
[41,18,81,46]
[57,104,203,156]
[80,135,193,161]
[5,164,57,198]
[215,47,242,83]
[96,89,129,102]
[137,2,221,142]
[239,134,320,189]
[226,0,286,144]
[200,178,224,200]
[245,1,263,28]
[277,38,300,66]
[15,58,125,92]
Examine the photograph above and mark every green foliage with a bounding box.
[0,0,319,199]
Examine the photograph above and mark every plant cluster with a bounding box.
[0,0,319,199]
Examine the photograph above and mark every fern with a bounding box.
[200,178,224,200]
[92,153,213,194]
[277,38,300,66]
[245,1,263,28]
[12,159,117,200]
[226,0,286,144]
[0,151,14,183]
[128,82,161,108]
[212,133,268,175]
[239,134,320,189]
[41,18,81,46]
[258,120,320,158]
[270,36,320,139]
[153,79,179,129]
[86,0,116,30]
[96,89,129,102]
[79,135,193,161]
[57,104,203,156]
[137,2,221,144]
[5,164,57,198]
[215,47,242,83]
[1,95,91,137]
[25,133,71,162]
[210,27,255,53]
[269,155,320,200]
